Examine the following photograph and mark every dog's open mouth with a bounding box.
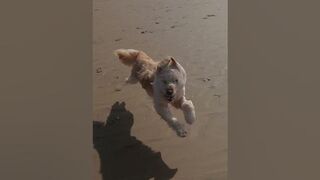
[165,95,175,102]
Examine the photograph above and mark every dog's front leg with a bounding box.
[154,102,187,137]
[180,96,196,125]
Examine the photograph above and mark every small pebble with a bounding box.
[114,38,122,42]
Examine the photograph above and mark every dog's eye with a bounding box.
[174,79,178,83]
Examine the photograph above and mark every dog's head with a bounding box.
[154,56,186,102]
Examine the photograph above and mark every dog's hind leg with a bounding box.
[125,68,139,84]
[180,96,196,125]
[154,103,187,137]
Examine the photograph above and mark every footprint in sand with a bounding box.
[202,14,216,19]
[96,67,102,74]
[197,77,211,82]
[140,30,153,34]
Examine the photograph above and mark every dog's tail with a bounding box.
[114,49,140,66]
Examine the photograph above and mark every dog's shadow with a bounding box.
[93,102,177,180]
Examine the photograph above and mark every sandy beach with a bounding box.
[93,0,227,179]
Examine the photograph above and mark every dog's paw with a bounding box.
[172,121,188,137]
[176,127,188,137]
[186,114,196,125]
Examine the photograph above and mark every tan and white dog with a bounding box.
[114,49,196,137]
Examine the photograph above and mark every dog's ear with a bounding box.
[157,58,171,73]
[157,56,180,73]
[168,56,179,69]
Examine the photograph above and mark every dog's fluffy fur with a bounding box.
[114,49,196,137]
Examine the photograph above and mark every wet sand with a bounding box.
[93,0,227,179]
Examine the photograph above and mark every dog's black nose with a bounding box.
[166,89,173,95]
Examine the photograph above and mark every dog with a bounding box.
[114,49,196,137]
